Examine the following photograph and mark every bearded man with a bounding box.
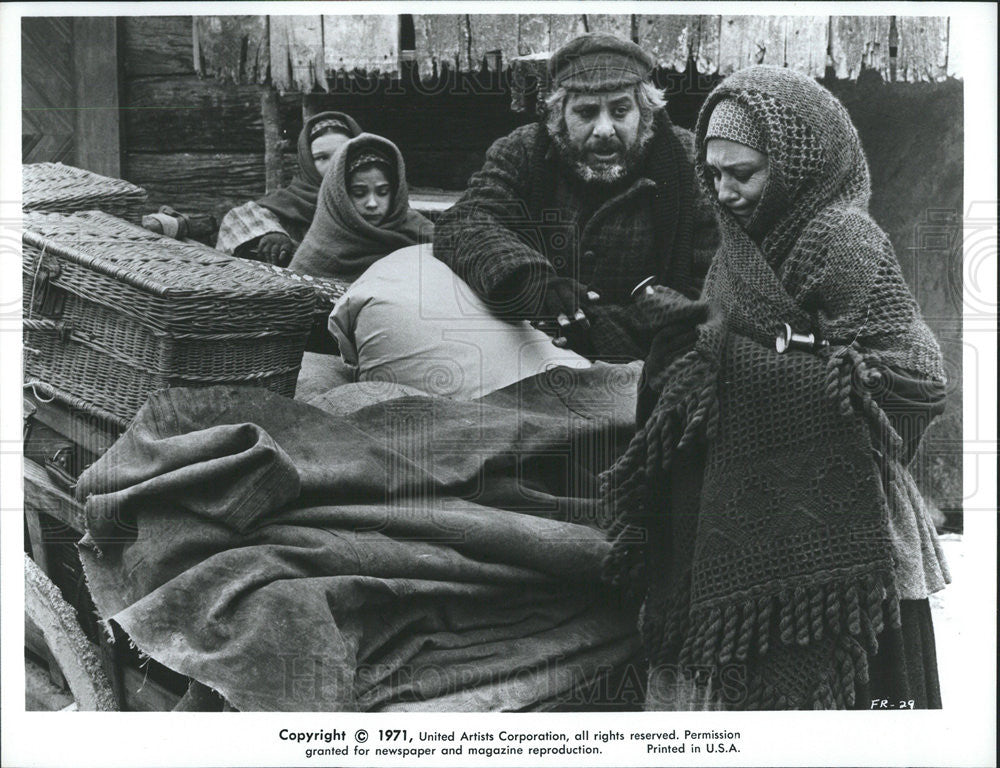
[433,33,718,361]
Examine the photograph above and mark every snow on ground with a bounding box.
[929,533,971,709]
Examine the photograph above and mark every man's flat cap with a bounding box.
[548,33,656,92]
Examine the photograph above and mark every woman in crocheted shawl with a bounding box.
[215,111,362,264]
[288,134,433,280]
[605,66,949,710]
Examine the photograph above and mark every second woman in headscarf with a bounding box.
[215,111,363,263]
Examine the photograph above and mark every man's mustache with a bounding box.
[587,139,623,153]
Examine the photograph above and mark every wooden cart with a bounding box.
[23,390,231,711]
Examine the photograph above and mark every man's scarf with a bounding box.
[602,67,944,709]
[256,111,362,235]
[289,134,434,280]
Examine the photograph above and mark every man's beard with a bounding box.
[551,121,655,187]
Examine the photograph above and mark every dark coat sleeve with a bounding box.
[433,125,555,315]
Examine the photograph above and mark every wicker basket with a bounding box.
[23,211,316,428]
[23,163,148,224]
[242,261,350,351]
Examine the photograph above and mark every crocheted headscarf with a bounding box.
[603,66,945,709]
[289,134,434,280]
[257,111,362,233]
[704,98,767,153]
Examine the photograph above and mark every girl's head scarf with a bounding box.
[288,133,434,280]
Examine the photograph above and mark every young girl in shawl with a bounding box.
[288,134,433,279]
[215,111,362,265]
[605,66,949,711]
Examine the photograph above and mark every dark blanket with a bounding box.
[77,364,642,712]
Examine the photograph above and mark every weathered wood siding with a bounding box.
[22,17,120,176]
[123,17,269,222]
[191,13,962,92]
[22,18,76,164]
[120,17,531,221]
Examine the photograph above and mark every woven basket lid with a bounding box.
[22,163,147,210]
[23,210,317,334]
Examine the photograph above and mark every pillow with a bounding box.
[328,245,591,400]
[294,351,356,402]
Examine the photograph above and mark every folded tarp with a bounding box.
[77,363,645,711]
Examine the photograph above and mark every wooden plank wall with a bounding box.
[124,17,281,222]
[119,14,963,220]
[22,17,121,176]
[190,13,961,90]
[22,18,76,164]
[192,15,398,92]
[72,18,122,177]
[120,16,528,221]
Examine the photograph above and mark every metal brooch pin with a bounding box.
[775,323,830,353]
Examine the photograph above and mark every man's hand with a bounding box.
[539,277,600,354]
[542,276,600,327]
[256,232,295,266]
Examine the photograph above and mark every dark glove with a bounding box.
[541,277,601,357]
[255,232,295,266]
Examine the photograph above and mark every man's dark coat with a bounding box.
[433,110,720,361]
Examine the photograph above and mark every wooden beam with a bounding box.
[412,14,465,79]
[121,665,183,712]
[830,16,891,80]
[692,15,722,74]
[123,76,294,153]
[467,14,520,71]
[582,14,631,40]
[783,16,828,78]
[548,14,587,51]
[24,459,87,536]
[24,392,119,459]
[717,15,786,75]
[898,16,949,82]
[71,18,120,178]
[193,16,269,85]
[261,89,284,194]
[636,15,696,72]
[517,14,549,56]
[323,15,399,76]
[24,506,51,575]
[270,15,326,93]
[120,16,194,77]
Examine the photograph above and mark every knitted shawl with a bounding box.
[603,67,945,709]
[289,134,434,280]
[256,111,362,238]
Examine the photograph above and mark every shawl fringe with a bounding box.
[604,333,909,710]
[602,342,720,589]
[650,571,900,710]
